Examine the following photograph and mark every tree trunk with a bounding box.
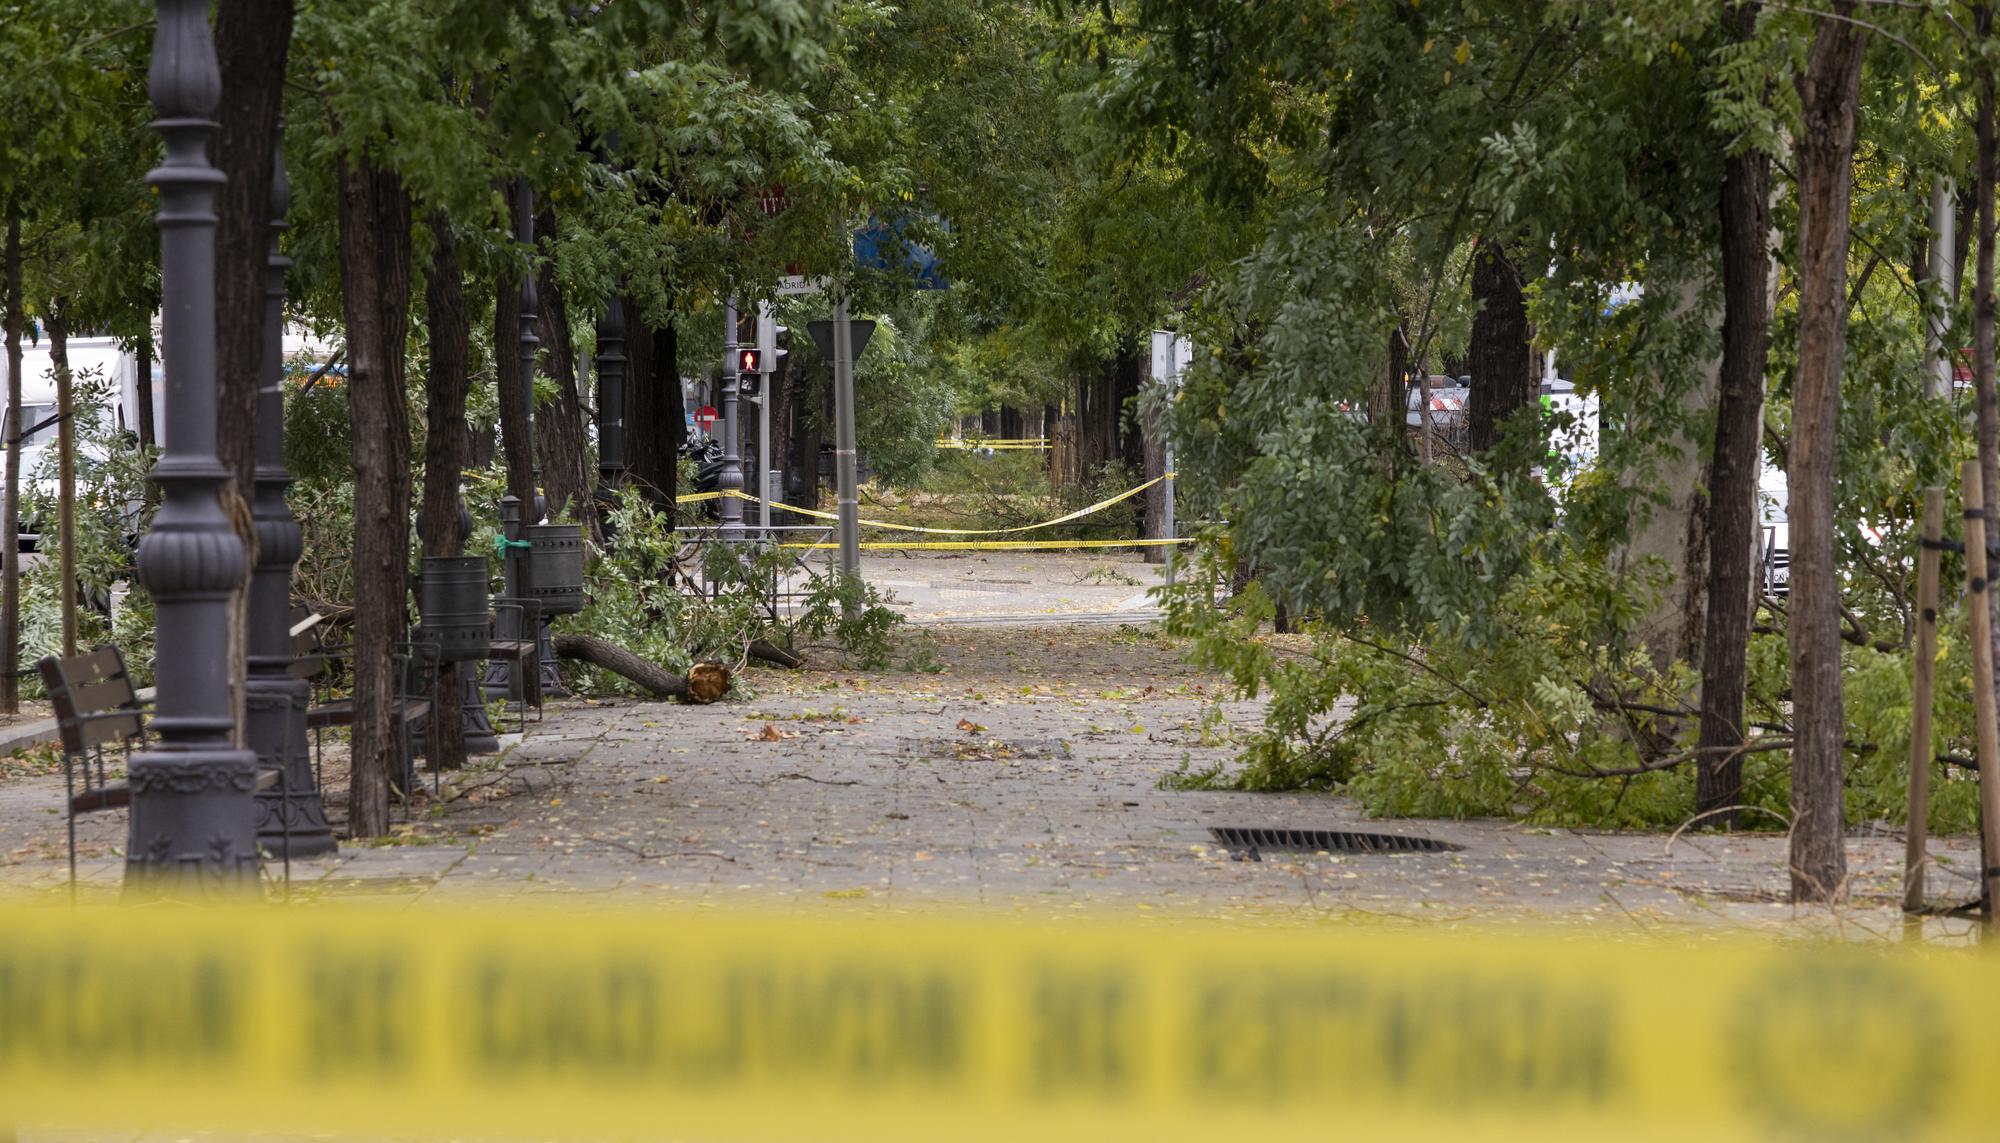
[2,214,21,714]
[213,0,295,502]
[1466,239,1534,461]
[1376,325,1409,429]
[622,308,655,500]
[773,349,808,506]
[420,214,470,772]
[1115,341,1146,479]
[136,331,158,508]
[622,315,681,509]
[551,632,698,700]
[47,309,75,658]
[999,406,1024,440]
[1787,10,1866,902]
[532,212,592,537]
[335,151,413,839]
[494,280,535,509]
[1696,1,1772,827]
[1975,8,2000,877]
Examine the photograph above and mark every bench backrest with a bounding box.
[37,645,143,754]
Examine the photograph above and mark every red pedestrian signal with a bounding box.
[738,348,762,374]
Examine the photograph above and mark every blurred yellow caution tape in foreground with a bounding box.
[2,905,1993,1141]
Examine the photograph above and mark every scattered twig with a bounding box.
[771,772,861,786]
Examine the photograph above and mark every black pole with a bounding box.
[248,122,334,857]
[595,296,627,495]
[129,0,259,893]
[516,178,541,517]
[719,297,743,536]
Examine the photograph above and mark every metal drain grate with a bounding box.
[1208,826,1460,861]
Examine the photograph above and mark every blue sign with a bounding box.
[853,216,948,290]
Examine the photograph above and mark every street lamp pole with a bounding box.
[719,298,744,537]
[484,180,540,705]
[129,0,259,892]
[595,296,626,501]
[248,123,334,857]
[831,294,860,580]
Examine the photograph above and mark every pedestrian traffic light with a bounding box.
[737,348,762,374]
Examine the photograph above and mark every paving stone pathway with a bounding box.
[2,613,1981,941]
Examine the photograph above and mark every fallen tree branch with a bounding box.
[551,634,731,703]
[750,639,804,668]
[1548,738,1794,780]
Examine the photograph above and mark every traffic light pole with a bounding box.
[832,295,860,580]
[719,298,744,537]
[757,300,775,536]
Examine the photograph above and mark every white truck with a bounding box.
[0,324,342,549]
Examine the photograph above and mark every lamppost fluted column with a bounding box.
[249,123,334,857]
[129,0,260,893]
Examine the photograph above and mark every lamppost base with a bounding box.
[462,669,500,753]
[538,617,568,698]
[124,749,263,897]
[248,677,338,858]
[480,655,521,703]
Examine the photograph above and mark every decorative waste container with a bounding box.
[418,555,493,660]
[522,524,586,616]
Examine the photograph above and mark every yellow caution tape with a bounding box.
[937,439,1050,449]
[778,537,1193,550]
[730,476,1167,535]
[0,904,1992,1141]
[673,489,726,504]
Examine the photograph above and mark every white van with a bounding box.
[0,330,160,549]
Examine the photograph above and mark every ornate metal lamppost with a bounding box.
[129,0,259,891]
[248,125,335,857]
[594,297,627,511]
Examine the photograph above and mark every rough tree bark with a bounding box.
[335,151,413,839]
[1787,8,1867,902]
[46,309,74,658]
[622,316,682,508]
[2,214,21,714]
[421,215,470,771]
[135,327,156,449]
[532,212,592,537]
[1975,7,2000,815]
[1466,239,1534,461]
[1115,342,1146,480]
[1696,0,1772,826]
